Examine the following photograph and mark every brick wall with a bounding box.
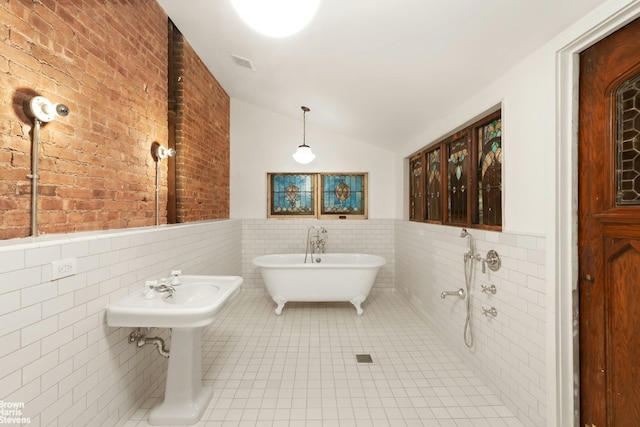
[172,30,230,221]
[0,1,230,240]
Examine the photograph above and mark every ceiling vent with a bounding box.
[231,54,255,70]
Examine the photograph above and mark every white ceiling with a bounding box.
[157,0,607,150]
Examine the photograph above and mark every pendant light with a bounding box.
[293,106,316,164]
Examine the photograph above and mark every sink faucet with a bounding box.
[149,279,175,297]
[157,284,175,297]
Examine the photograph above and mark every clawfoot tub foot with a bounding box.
[350,294,366,315]
[272,294,287,315]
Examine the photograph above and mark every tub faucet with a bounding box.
[305,226,328,263]
[441,288,465,299]
[314,236,326,254]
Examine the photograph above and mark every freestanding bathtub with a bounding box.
[252,253,385,315]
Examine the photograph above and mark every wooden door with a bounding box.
[579,17,640,427]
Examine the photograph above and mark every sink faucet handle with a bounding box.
[144,280,158,299]
[170,270,182,286]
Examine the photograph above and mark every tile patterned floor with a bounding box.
[127,290,524,427]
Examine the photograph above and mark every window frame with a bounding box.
[409,109,502,231]
[267,172,368,220]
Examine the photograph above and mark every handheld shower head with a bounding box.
[460,228,476,257]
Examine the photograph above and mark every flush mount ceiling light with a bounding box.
[230,0,320,38]
[293,106,315,164]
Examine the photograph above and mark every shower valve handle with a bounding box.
[481,284,497,294]
[482,306,498,317]
[483,250,501,272]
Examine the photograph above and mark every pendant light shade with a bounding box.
[293,144,315,164]
[293,106,315,164]
[230,0,320,38]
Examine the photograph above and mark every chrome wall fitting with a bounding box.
[441,288,465,299]
[484,250,501,272]
[482,306,498,317]
[304,226,327,263]
[481,284,497,294]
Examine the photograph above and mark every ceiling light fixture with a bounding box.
[293,106,315,164]
[230,0,320,38]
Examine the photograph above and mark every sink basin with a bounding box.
[162,283,219,305]
[106,274,243,426]
[106,275,243,329]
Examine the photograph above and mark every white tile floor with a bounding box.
[128,290,524,427]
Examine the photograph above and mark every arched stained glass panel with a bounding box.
[616,73,640,205]
[447,134,468,223]
[477,118,502,225]
[426,148,442,221]
[409,154,424,220]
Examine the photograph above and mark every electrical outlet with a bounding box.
[51,258,77,280]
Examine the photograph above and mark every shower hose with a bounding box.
[463,253,475,348]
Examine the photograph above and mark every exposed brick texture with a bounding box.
[0,1,230,240]
[172,31,230,222]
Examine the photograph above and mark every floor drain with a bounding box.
[356,354,373,363]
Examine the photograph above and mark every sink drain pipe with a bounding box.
[129,330,170,358]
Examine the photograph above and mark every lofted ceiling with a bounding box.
[157,0,608,150]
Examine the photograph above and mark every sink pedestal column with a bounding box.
[149,327,212,426]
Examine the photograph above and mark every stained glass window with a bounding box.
[426,148,442,221]
[320,173,367,219]
[267,173,367,219]
[477,118,502,225]
[410,154,424,221]
[268,173,315,217]
[447,134,469,223]
[407,109,502,230]
[616,73,640,205]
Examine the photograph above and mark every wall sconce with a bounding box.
[151,143,176,225]
[154,145,176,160]
[23,95,70,236]
[293,106,315,164]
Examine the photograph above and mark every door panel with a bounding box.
[579,16,640,427]
[607,240,640,425]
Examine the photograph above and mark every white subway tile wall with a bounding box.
[0,220,241,427]
[0,218,545,427]
[395,220,547,427]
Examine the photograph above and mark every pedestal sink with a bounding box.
[106,275,243,426]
